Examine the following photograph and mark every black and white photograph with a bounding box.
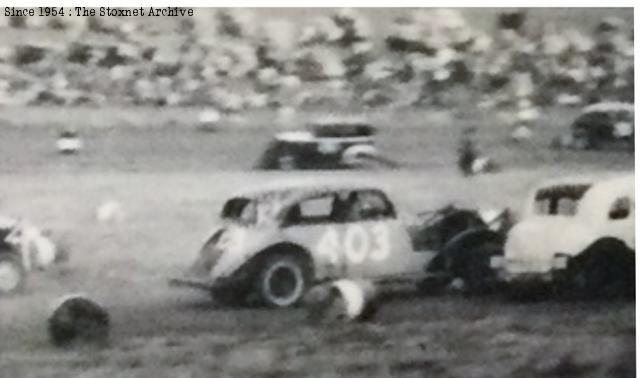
[0,5,635,377]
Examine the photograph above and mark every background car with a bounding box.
[255,117,395,170]
[562,102,634,151]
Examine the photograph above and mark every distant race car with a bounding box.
[170,180,490,307]
[561,102,634,151]
[490,174,634,298]
[255,117,394,170]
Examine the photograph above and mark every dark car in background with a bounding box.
[255,117,391,170]
[562,102,634,151]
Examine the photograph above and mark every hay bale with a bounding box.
[48,294,109,347]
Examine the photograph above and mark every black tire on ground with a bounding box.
[48,296,110,347]
[449,241,503,295]
[0,252,26,295]
[569,238,635,300]
[253,253,312,308]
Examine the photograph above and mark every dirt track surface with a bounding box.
[0,108,634,377]
[1,285,635,378]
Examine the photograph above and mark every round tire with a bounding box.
[0,253,26,295]
[255,253,311,308]
[570,238,634,300]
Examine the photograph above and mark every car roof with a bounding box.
[582,102,634,114]
[232,178,388,203]
[307,114,371,126]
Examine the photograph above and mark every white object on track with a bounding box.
[96,201,125,223]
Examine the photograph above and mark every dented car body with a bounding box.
[171,180,438,307]
[491,174,634,297]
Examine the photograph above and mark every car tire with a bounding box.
[570,238,634,300]
[450,241,503,295]
[0,253,26,295]
[254,253,311,308]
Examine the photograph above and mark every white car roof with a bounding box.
[233,178,388,202]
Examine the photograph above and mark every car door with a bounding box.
[281,193,352,279]
[335,190,432,281]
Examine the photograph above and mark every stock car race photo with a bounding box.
[0,6,635,378]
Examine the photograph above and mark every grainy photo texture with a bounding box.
[0,7,634,378]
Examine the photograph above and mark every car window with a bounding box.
[609,196,632,220]
[533,184,591,216]
[575,112,611,129]
[221,197,257,224]
[311,123,375,138]
[285,195,336,225]
[335,190,395,222]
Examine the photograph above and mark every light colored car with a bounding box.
[491,174,634,297]
[171,179,439,307]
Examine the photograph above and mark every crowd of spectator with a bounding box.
[0,9,633,116]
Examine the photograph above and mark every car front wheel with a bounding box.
[255,254,311,308]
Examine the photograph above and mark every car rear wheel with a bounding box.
[255,254,311,308]
[0,253,25,295]
[570,238,634,300]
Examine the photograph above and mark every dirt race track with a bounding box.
[0,107,635,377]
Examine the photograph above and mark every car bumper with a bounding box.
[490,255,570,284]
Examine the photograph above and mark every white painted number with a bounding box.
[370,223,391,261]
[344,225,370,264]
[316,227,341,264]
[316,224,391,264]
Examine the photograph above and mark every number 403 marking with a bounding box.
[316,224,390,264]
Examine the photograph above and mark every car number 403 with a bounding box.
[316,224,391,264]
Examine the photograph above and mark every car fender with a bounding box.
[503,218,595,274]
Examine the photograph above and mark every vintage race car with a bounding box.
[490,174,635,298]
[561,102,634,151]
[171,180,462,307]
[255,117,395,170]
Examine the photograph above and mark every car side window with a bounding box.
[285,195,336,226]
[609,196,632,220]
[338,190,395,222]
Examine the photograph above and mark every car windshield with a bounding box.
[533,184,592,216]
[221,197,257,224]
[310,123,375,138]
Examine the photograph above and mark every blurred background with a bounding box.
[0,8,633,113]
